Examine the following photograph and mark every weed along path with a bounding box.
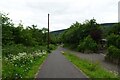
[36,46,87,78]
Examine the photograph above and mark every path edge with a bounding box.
[34,53,50,78]
[61,51,89,78]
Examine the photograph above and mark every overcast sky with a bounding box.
[0,0,119,31]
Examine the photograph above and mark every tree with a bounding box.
[107,23,120,35]
[1,12,49,46]
[107,33,120,49]
[77,35,98,53]
[83,19,102,43]
[1,13,14,45]
[61,19,102,48]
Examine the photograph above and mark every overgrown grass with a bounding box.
[2,52,48,79]
[62,51,120,79]
[2,44,57,79]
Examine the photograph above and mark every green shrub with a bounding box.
[106,45,120,59]
[2,44,47,57]
[77,41,85,52]
[77,35,98,53]
[2,44,25,56]
[107,34,120,48]
[49,44,56,50]
[2,50,47,79]
[116,36,120,49]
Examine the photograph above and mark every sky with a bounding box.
[118,1,120,22]
[0,0,119,31]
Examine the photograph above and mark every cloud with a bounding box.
[0,0,119,31]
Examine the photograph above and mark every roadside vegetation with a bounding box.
[61,19,102,52]
[105,24,120,64]
[1,11,120,79]
[1,12,56,79]
[60,19,120,64]
[62,51,119,79]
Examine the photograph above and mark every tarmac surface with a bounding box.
[36,46,87,78]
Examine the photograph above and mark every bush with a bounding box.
[106,32,120,64]
[106,45,120,59]
[49,44,56,50]
[2,49,47,79]
[77,35,98,53]
[107,34,120,48]
[2,44,47,57]
[77,41,85,52]
[116,36,120,49]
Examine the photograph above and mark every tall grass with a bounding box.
[2,44,56,79]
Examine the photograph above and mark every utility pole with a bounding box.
[48,14,50,51]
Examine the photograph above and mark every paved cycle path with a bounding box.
[36,47,87,78]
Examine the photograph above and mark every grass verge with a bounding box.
[62,51,120,79]
[2,52,48,79]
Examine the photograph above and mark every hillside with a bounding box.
[51,23,117,35]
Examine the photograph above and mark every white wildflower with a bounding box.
[42,51,46,55]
